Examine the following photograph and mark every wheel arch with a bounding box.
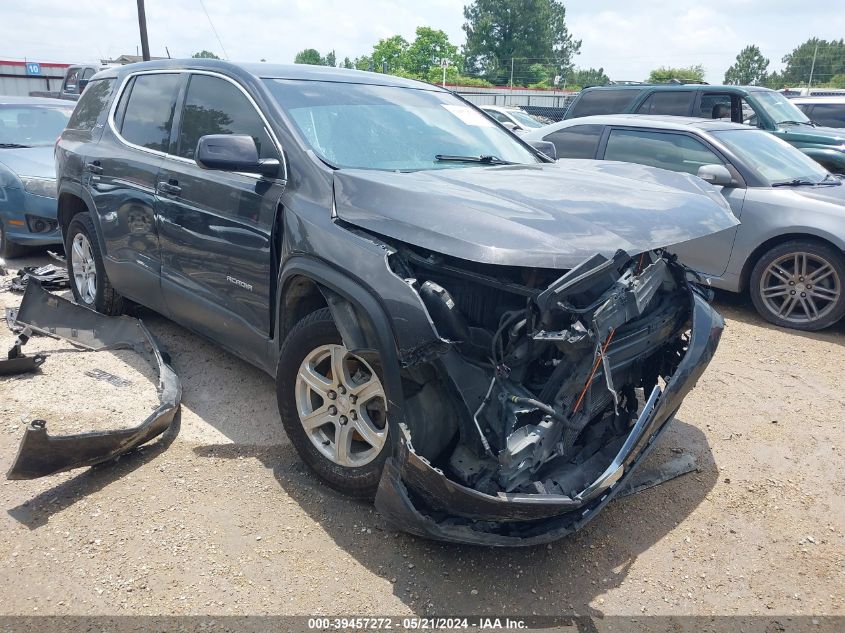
[739,232,845,293]
[276,257,407,426]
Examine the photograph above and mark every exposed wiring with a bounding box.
[573,328,616,414]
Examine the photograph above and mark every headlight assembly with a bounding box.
[19,176,57,199]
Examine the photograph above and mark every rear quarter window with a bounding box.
[636,91,694,116]
[543,125,603,159]
[66,79,116,132]
[567,89,640,118]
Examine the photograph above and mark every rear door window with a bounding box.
[636,91,694,116]
[603,128,723,175]
[808,103,845,128]
[567,89,639,118]
[176,74,276,160]
[119,73,181,152]
[543,124,603,159]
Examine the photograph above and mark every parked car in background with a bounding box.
[525,114,845,330]
[0,96,73,257]
[59,63,113,100]
[479,105,545,131]
[54,60,737,544]
[563,84,845,174]
[792,96,845,129]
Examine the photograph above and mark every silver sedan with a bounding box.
[524,114,845,330]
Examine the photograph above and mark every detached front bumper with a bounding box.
[374,292,723,546]
[5,281,181,480]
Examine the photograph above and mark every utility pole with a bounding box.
[136,0,151,61]
[807,41,819,93]
[509,58,514,106]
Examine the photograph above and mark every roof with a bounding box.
[0,95,75,106]
[94,58,442,91]
[526,114,755,138]
[581,83,773,94]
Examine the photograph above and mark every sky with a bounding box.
[1,0,842,84]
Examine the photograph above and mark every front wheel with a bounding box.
[749,240,845,331]
[65,212,124,315]
[276,308,389,498]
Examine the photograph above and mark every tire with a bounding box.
[65,212,124,315]
[0,218,28,259]
[749,240,845,331]
[277,308,390,498]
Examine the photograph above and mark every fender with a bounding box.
[57,180,110,257]
[276,255,409,427]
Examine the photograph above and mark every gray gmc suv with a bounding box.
[55,60,736,545]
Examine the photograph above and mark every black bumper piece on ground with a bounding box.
[374,292,724,546]
[5,281,182,480]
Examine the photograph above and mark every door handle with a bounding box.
[157,179,181,195]
[85,160,103,174]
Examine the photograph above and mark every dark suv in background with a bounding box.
[54,60,736,544]
[564,84,845,173]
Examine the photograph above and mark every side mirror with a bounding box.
[527,139,557,160]
[195,134,280,177]
[697,164,733,187]
[502,121,520,131]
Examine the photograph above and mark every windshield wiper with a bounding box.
[434,154,514,165]
[777,120,815,127]
[771,176,839,187]
[0,143,31,148]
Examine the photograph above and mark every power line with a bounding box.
[197,0,229,60]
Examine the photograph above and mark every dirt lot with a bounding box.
[1,253,843,623]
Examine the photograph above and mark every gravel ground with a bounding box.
[0,252,843,622]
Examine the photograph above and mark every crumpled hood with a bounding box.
[0,146,56,182]
[334,159,739,268]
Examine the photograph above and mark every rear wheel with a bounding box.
[65,212,124,315]
[277,308,389,498]
[749,240,845,331]
[0,219,28,259]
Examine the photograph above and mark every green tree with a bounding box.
[191,50,220,59]
[371,35,410,73]
[462,0,581,85]
[724,45,769,85]
[565,67,609,89]
[324,50,337,68]
[647,65,705,83]
[341,57,354,69]
[405,27,460,78]
[294,48,324,65]
[781,38,845,86]
[830,73,845,88]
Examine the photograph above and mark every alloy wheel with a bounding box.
[70,233,97,304]
[759,251,841,325]
[294,344,388,467]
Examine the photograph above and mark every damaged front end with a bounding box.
[375,247,723,545]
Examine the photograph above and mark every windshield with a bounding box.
[713,128,829,185]
[507,110,543,128]
[263,79,541,170]
[0,104,73,147]
[750,91,811,126]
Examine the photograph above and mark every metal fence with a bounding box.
[0,60,69,97]
[454,87,579,121]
